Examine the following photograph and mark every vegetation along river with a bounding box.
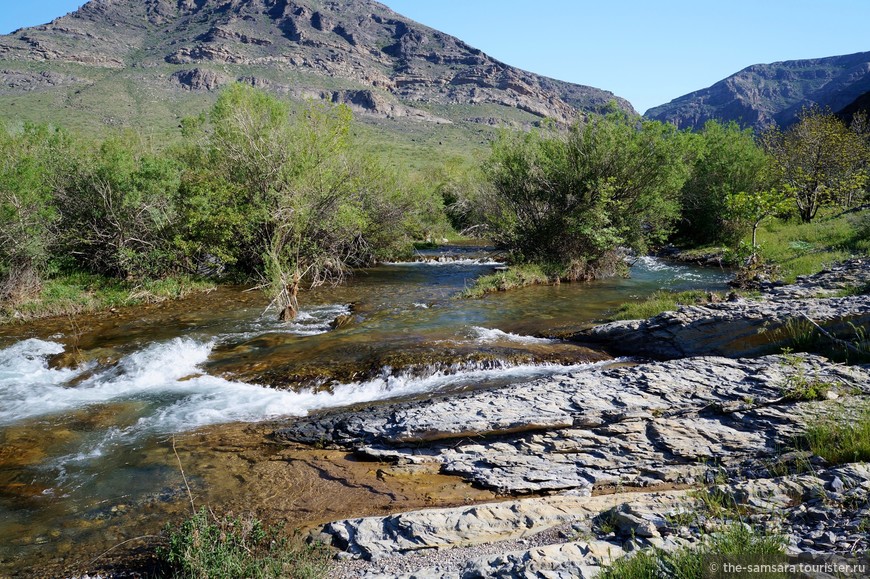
[0,248,729,575]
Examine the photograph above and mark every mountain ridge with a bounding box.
[645,50,870,131]
[0,0,634,135]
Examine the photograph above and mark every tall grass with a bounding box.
[753,209,868,283]
[803,403,870,465]
[610,289,716,321]
[460,264,551,298]
[599,523,786,579]
[0,273,215,323]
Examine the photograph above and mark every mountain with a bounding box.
[837,90,870,124]
[645,51,870,131]
[0,0,633,140]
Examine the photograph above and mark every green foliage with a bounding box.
[611,289,716,320]
[54,133,182,279]
[180,84,437,318]
[0,123,70,302]
[803,403,870,465]
[480,112,691,277]
[159,507,331,579]
[763,106,868,222]
[678,120,772,246]
[424,155,486,236]
[725,189,791,257]
[598,523,786,579]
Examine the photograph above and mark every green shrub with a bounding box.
[677,120,771,247]
[481,111,690,277]
[159,508,331,579]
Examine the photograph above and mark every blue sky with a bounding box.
[1,1,868,114]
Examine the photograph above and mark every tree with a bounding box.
[55,134,181,279]
[726,188,790,261]
[763,107,867,221]
[180,84,428,319]
[0,123,69,302]
[481,111,691,277]
[678,120,771,245]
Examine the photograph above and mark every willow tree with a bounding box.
[179,84,413,320]
[481,111,691,278]
[763,107,868,222]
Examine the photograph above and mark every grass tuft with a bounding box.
[611,290,723,321]
[803,403,870,465]
[599,523,785,579]
[460,264,551,298]
[159,507,331,579]
[0,273,215,323]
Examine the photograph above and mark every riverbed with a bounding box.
[0,250,729,576]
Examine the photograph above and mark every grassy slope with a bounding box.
[755,208,869,282]
[0,60,522,171]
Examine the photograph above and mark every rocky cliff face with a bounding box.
[646,51,870,131]
[0,0,633,127]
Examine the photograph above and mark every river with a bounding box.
[0,249,729,576]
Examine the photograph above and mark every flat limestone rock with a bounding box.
[328,464,870,577]
[278,355,869,494]
[323,491,689,561]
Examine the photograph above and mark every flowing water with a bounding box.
[0,249,730,575]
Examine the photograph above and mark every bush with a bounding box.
[480,111,690,278]
[54,134,182,279]
[677,120,771,246]
[160,508,331,579]
[0,123,70,301]
[179,84,442,318]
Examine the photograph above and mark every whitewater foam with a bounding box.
[384,258,504,266]
[0,336,608,435]
[470,326,557,345]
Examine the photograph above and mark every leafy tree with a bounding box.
[763,107,867,221]
[180,84,429,319]
[481,111,691,277]
[0,123,69,301]
[726,188,790,261]
[678,120,771,245]
[55,134,181,279]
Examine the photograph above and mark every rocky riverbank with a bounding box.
[274,259,870,577]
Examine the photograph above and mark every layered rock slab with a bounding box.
[327,463,870,577]
[578,259,870,360]
[277,355,870,494]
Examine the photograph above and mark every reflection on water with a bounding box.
[0,251,730,575]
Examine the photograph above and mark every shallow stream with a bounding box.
[0,248,729,575]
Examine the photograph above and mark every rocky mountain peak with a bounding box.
[0,0,635,126]
[646,51,870,131]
